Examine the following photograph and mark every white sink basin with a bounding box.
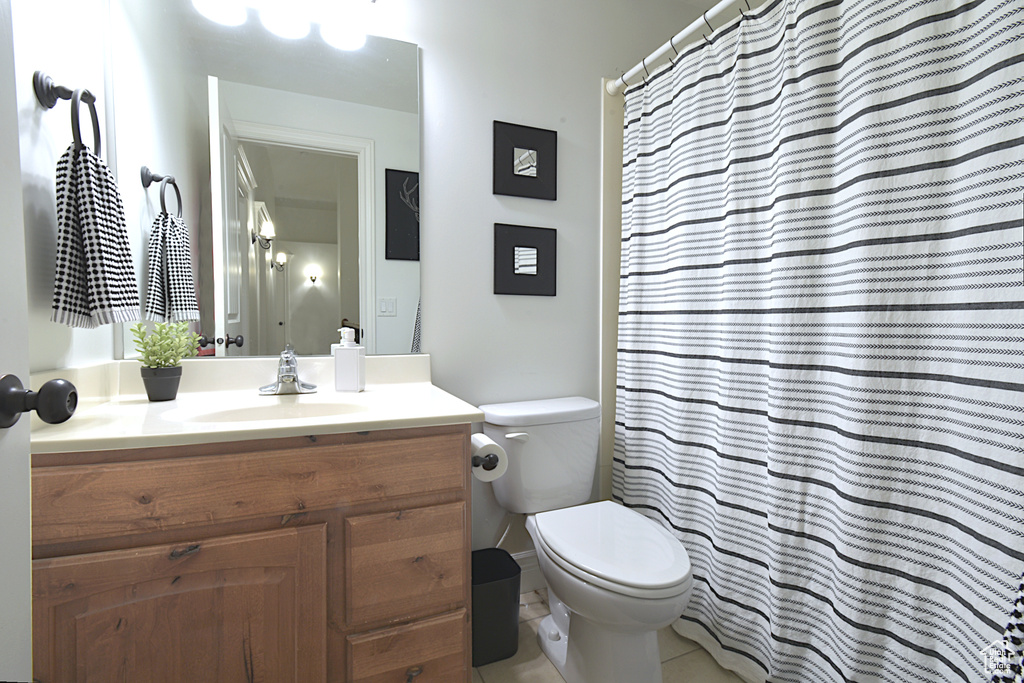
[163,400,365,424]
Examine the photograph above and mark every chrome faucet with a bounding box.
[259,344,317,395]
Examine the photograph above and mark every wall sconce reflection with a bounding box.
[271,252,287,272]
[252,219,275,250]
[304,263,323,283]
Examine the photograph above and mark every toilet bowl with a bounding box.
[479,397,694,683]
[526,502,692,683]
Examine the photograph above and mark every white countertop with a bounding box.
[30,355,484,453]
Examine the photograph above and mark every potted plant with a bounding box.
[131,321,200,402]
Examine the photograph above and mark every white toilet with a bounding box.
[480,397,693,683]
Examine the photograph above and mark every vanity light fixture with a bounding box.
[304,263,323,283]
[271,252,287,272]
[191,0,375,50]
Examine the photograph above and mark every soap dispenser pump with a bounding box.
[332,327,365,392]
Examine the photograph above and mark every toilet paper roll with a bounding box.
[471,433,508,482]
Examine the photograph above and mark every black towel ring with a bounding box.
[159,177,182,218]
[71,89,100,155]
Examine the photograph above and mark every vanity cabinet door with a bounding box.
[345,502,466,627]
[33,525,327,683]
[346,609,467,683]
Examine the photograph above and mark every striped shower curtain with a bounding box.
[612,0,1024,681]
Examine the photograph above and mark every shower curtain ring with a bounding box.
[642,58,650,83]
[704,11,714,32]
[669,35,679,57]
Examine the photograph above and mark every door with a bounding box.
[0,0,33,679]
[208,75,248,356]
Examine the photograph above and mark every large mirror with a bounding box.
[111,0,420,357]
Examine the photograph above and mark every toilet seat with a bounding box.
[533,501,692,600]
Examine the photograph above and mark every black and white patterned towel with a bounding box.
[143,212,199,322]
[51,144,139,327]
[992,572,1024,682]
[410,298,421,353]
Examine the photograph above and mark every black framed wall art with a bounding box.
[493,121,557,200]
[494,223,557,296]
[385,169,420,260]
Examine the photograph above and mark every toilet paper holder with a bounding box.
[472,453,500,471]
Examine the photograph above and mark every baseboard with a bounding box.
[512,550,545,593]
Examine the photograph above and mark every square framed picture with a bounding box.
[494,223,556,296]
[385,169,420,260]
[493,121,557,200]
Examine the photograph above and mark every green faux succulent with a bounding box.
[131,322,200,368]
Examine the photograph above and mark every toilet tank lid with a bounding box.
[479,397,600,426]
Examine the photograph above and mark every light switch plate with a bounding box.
[378,297,397,317]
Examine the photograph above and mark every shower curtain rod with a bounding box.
[606,0,754,96]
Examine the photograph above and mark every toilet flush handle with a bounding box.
[504,432,530,442]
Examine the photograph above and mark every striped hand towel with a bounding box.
[143,212,199,322]
[992,572,1024,682]
[51,144,139,328]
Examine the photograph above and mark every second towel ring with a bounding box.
[159,177,182,218]
[141,166,182,218]
[70,89,100,155]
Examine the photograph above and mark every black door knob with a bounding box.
[225,335,244,348]
[0,375,78,428]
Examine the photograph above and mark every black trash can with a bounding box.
[472,548,521,667]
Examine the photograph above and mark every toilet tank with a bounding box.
[480,397,601,514]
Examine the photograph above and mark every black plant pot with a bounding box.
[141,366,182,402]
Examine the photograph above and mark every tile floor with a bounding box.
[473,590,745,683]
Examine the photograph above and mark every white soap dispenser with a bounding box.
[332,327,365,392]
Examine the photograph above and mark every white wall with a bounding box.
[278,240,340,356]
[13,0,208,372]
[16,0,702,382]
[13,0,709,549]
[378,0,698,407]
[384,1,702,548]
[13,0,113,372]
[110,0,208,350]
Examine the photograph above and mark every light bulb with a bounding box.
[319,0,368,51]
[321,22,367,51]
[304,264,323,282]
[260,6,311,39]
[191,0,248,27]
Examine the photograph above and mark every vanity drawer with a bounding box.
[345,502,466,627]
[347,609,467,683]
[33,432,467,544]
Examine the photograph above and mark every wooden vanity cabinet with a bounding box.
[31,424,473,683]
